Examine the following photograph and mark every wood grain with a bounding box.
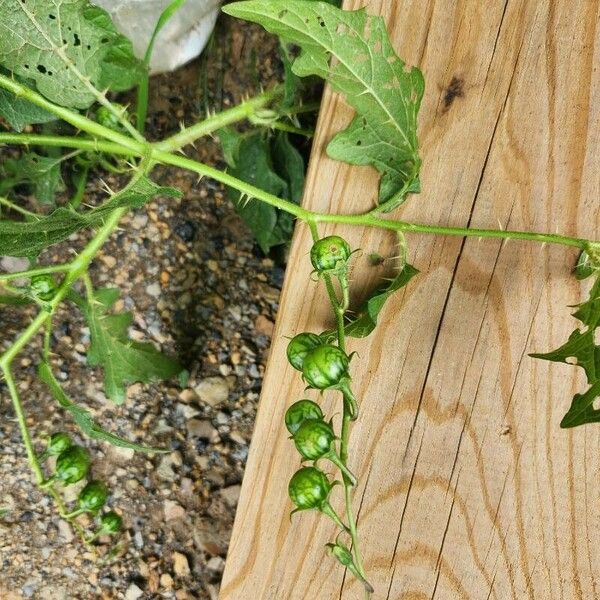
[220,1,600,598]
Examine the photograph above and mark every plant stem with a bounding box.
[0,264,70,283]
[309,224,371,595]
[312,213,587,249]
[0,196,39,220]
[270,121,314,138]
[0,133,139,157]
[154,86,284,152]
[2,367,45,484]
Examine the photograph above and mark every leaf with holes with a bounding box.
[81,287,183,404]
[530,277,600,428]
[224,1,424,211]
[0,0,144,109]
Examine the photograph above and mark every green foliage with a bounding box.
[0,87,55,131]
[0,175,181,257]
[219,129,304,252]
[345,263,419,338]
[531,276,600,428]
[0,0,143,109]
[81,287,182,404]
[0,152,65,205]
[39,361,166,452]
[224,0,424,210]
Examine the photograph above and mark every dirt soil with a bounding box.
[0,15,297,600]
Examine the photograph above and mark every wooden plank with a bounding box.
[220,1,600,598]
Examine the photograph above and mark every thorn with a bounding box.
[177,148,187,156]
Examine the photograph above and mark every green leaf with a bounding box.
[81,287,182,404]
[272,131,305,205]
[531,277,600,428]
[0,87,55,131]
[319,262,419,342]
[0,152,65,205]
[38,361,167,452]
[345,263,419,338]
[219,128,294,253]
[0,175,181,257]
[224,1,424,210]
[0,0,144,109]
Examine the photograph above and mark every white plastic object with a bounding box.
[93,0,222,74]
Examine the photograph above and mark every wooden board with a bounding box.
[220,1,600,598]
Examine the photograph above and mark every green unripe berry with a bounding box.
[288,466,331,511]
[30,274,58,302]
[78,480,108,513]
[46,432,72,456]
[55,446,90,486]
[310,236,352,272]
[285,400,324,435]
[302,345,350,389]
[293,419,335,460]
[99,511,122,534]
[286,332,322,371]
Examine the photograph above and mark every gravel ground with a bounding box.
[0,15,299,600]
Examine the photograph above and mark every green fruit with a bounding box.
[288,466,331,511]
[47,432,72,456]
[310,236,352,272]
[30,274,58,302]
[99,511,122,534]
[55,446,90,486]
[286,333,322,371]
[293,419,335,460]
[285,400,324,435]
[302,345,349,389]
[78,481,108,513]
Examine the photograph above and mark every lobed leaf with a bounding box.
[0,0,144,109]
[0,175,181,258]
[224,0,424,210]
[81,287,183,404]
[38,361,167,452]
[531,277,600,428]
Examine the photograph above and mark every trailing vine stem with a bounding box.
[0,73,591,255]
[308,222,371,597]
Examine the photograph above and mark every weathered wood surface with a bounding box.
[220,1,600,598]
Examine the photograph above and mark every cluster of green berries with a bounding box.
[40,433,122,537]
[285,236,357,515]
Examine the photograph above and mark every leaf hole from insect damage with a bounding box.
[356,140,362,146]
[593,397,600,411]
[443,76,464,112]
[101,37,109,44]
[24,64,29,69]
[48,13,56,19]
[37,65,47,74]
[565,356,578,365]
[73,33,81,47]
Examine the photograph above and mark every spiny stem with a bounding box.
[155,86,284,152]
[0,71,590,251]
